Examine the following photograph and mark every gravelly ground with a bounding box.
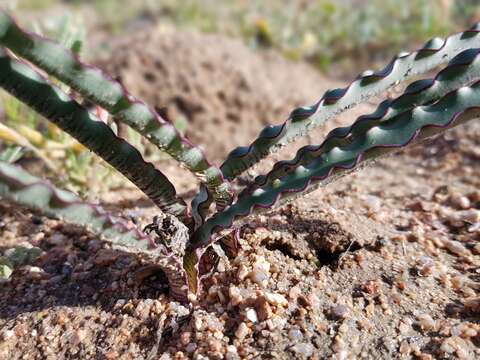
[1,29,480,360]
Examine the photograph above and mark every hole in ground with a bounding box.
[315,241,363,267]
[264,240,303,261]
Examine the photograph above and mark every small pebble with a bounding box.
[255,296,273,321]
[229,286,243,306]
[185,343,197,353]
[291,342,313,357]
[226,345,239,360]
[235,322,249,340]
[245,308,258,323]
[450,194,471,210]
[442,240,470,257]
[399,340,410,355]
[361,280,380,295]
[329,304,349,320]
[237,265,249,281]
[264,292,288,307]
[463,297,480,313]
[288,328,303,341]
[249,269,269,287]
[416,313,436,332]
[208,339,222,352]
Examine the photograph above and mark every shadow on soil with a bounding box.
[254,209,369,267]
[0,205,170,321]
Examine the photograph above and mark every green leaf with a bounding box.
[0,49,188,220]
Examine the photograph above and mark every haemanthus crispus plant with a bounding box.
[1,9,480,303]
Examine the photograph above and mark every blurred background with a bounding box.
[0,0,479,199]
[5,0,478,68]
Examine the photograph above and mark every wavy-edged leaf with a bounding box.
[0,10,233,217]
[0,160,190,302]
[220,24,480,181]
[254,48,480,188]
[191,81,480,254]
[0,48,188,220]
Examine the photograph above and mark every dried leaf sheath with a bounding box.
[185,86,480,292]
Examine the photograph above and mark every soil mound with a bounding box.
[98,29,331,160]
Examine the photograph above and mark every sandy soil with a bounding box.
[0,28,479,360]
[97,28,337,161]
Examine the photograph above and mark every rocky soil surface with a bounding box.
[1,29,479,359]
